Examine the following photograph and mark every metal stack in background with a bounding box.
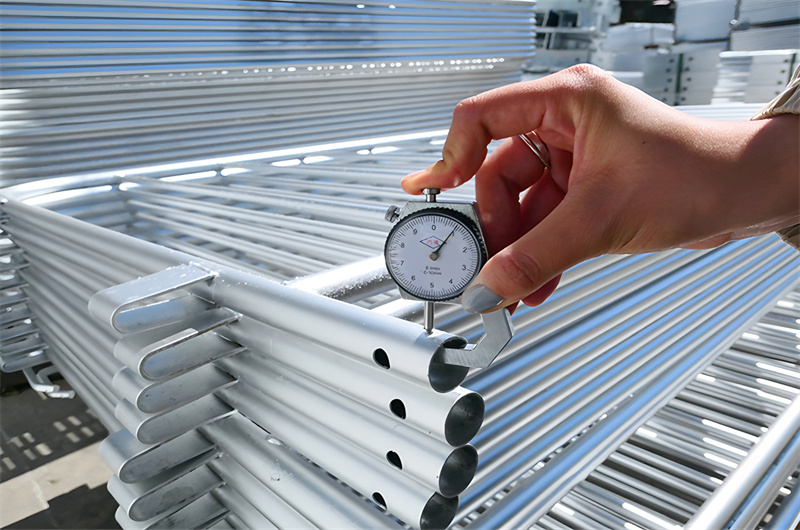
[0,0,535,184]
[590,22,678,104]
[711,0,798,106]
[712,50,798,104]
[710,0,799,107]
[730,0,800,51]
[529,0,735,106]
[669,0,736,106]
[3,103,800,528]
[591,0,734,106]
[525,0,620,73]
[673,0,736,44]
[527,0,795,107]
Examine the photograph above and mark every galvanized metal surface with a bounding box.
[0,0,536,183]
[1,138,487,528]
[3,108,800,528]
[527,284,800,530]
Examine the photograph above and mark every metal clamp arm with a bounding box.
[23,366,75,399]
[439,309,514,368]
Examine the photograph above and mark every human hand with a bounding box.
[402,65,800,313]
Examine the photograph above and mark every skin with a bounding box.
[402,64,800,312]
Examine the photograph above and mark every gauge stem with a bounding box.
[424,301,434,334]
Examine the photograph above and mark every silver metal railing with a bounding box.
[525,285,800,530]
[3,114,800,529]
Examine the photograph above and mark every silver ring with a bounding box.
[518,131,551,169]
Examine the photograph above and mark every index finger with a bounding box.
[401,68,583,194]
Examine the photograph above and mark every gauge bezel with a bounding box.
[384,207,488,302]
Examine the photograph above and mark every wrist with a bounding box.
[715,115,799,236]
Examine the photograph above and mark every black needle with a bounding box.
[430,229,455,261]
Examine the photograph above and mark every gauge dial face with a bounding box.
[385,210,485,301]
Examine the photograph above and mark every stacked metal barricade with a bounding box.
[0,0,536,184]
[544,284,800,530]
[712,50,798,105]
[0,140,480,528]
[4,1,800,528]
[730,0,800,51]
[712,0,799,106]
[3,125,800,528]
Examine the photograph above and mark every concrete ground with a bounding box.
[1,373,119,529]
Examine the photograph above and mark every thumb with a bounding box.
[461,194,607,313]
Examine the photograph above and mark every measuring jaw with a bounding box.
[384,188,514,369]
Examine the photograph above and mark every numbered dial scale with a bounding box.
[384,189,488,303]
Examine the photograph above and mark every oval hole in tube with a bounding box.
[386,451,402,469]
[373,348,390,369]
[390,399,406,419]
[372,492,387,509]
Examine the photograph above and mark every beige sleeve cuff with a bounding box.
[751,64,800,251]
[751,64,800,120]
[777,224,800,250]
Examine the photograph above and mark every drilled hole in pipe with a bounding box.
[373,348,390,369]
[372,492,387,509]
[386,451,403,469]
[390,399,406,419]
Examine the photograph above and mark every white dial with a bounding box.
[385,210,485,302]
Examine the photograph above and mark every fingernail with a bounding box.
[461,284,503,314]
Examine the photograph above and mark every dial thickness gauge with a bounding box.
[385,210,485,301]
[384,188,488,333]
[384,188,514,367]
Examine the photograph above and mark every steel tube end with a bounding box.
[419,492,458,530]
[429,335,469,393]
[438,445,479,498]
[444,392,485,447]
